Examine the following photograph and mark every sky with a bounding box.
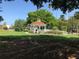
[0,0,79,25]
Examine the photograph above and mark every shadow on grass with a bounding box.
[0,35,79,59]
[0,35,79,41]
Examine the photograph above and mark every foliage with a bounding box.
[14,19,26,31]
[26,9,58,28]
[3,26,8,30]
[25,0,79,13]
[2,22,8,30]
[52,26,58,30]
[58,15,68,31]
[74,11,79,19]
[68,11,79,33]
[0,16,4,22]
[59,15,65,21]
[0,0,79,13]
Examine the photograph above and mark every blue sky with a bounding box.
[0,0,79,25]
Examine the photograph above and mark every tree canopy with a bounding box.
[26,9,58,28]
[14,19,25,31]
[67,11,79,33]
[0,0,79,13]
[74,12,79,19]
[0,16,4,22]
[25,0,79,13]
[58,15,68,31]
[59,15,65,21]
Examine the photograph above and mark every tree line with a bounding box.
[0,9,79,33]
[13,9,79,33]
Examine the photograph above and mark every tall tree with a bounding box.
[58,15,68,31]
[26,9,58,28]
[74,11,79,19]
[25,0,79,13]
[68,12,79,33]
[14,19,25,31]
[59,15,65,21]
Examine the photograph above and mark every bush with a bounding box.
[14,19,25,32]
[52,26,58,30]
[3,25,8,30]
[24,29,33,33]
[15,27,22,31]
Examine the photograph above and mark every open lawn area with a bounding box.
[0,30,79,38]
[0,30,79,59]
[0,30,27,36]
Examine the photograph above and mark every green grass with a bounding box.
[0,35,79,41]
[63,34,79,38]
[0,30,79,39]
[0,30,27,36]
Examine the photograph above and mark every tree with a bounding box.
[0,16,4,22]
[74,11,79,19]
[25,0,79,13]
[2,22,8,30]
[73,12,79,33]
[68,11,79,33]
[58,15,68,31]
[26,9,58,29]
[14,19,25,31]
[59,15,65,21]
[0,0,79,13]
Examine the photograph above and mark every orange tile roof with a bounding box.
[31,21,45,26]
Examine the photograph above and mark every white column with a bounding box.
[44,25,46,32]
[38,26,40,33]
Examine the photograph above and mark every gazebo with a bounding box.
[29,20,46,33]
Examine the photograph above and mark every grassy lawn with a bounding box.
[0,31,79,59]
[0,35,78,59]
[63,34,79,38]
[0,30,27,36]
[0,30,79,39]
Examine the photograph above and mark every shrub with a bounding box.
[3,25,8,30]
[52,26,58,30]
